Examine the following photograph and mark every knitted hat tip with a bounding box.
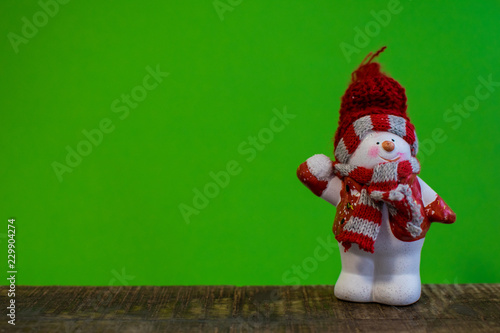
[351,46,387,82]
[333,47,418,163]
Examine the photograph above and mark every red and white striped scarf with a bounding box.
[332,157,424,253]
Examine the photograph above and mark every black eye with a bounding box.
[391,139,395,142]
[376,142,380,145]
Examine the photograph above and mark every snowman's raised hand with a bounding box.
[297,154,336,197]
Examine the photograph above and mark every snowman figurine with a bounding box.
[297,47,456,306]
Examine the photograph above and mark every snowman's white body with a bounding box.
[307,131,438,306]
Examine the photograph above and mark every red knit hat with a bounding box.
[333,47,418,163]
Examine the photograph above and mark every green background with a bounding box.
[1,0,499,286]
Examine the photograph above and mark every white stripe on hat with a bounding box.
[411,132,419,155]
[335,139,351,163]
[388,115,406,138]
[353,116,373,139]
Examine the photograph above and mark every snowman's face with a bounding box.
[348,131,412,169]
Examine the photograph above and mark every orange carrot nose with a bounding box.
[382,141,395,152]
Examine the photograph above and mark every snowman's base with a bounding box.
[334,272,422,306]
[333,242,424,306]
[372,274,422,306]
[334,272,374,303]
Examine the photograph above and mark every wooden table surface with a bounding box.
[0,284,498,332]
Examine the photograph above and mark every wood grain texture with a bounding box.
[0,284,499,332]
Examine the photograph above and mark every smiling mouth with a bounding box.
[379,155,401,162]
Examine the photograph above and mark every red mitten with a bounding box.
[425,195,456,224]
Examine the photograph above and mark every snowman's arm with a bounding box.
[297,154,342,206]
[417,176,456,223]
